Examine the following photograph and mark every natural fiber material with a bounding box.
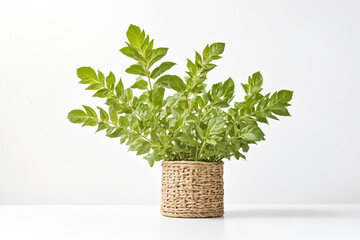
[161,161,224,218]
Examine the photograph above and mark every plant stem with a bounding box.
[97,80,145,121]
[145,69,152,91]
[196,140,206,161]
[102,119,152,143]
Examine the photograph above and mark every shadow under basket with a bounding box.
[161,160,224,218]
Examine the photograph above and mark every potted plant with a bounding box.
[68,24,293,218]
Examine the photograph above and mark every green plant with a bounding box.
[68,24,293,167]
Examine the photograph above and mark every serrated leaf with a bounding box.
[150,62,176,79]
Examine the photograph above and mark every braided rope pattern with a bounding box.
[161,161,224,218]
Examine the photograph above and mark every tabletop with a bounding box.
[0,204,359,240]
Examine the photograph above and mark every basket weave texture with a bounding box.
[161,161,224,218]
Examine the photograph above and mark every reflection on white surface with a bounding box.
[160,214,225,239]
[0,205,359,240]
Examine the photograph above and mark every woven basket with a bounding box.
[161,161,224,218]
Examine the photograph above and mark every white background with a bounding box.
[0,0,359,205]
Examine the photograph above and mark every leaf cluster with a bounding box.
[68,24,293,167]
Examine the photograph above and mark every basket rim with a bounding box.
[162,160,223,166]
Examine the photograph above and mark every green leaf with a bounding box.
[196,124,206,139]
[176,132,199,146]
[136,141,151,155]
[210,42,225,56]
[82,105,97,118]
[106,72,116,90]
[82,118,98,127]
[68,110,88,124]
[151,87,164,105]
[120,47,138,60]
[77,67,98,84]
[144,153,155,167]
[272,107,291,116]
[96,122,109,132]
[150,62,176,79]
[207,139,217,145]
[241,83,250,95]
[124,88,133,102]
[149,48,168,67]
[93,89,112,98]
[240,125,265,141]
[250,72,263,88]
[277,90,293,103]
[222,78,235,101]
[85,83,103,90]
[107,128,124,138]
[156,75,186,92]
[119,116,129,128]
[195,96,205,108]
[125,64,146,76]
[97,107,109,122]
[109,105,118,125]
[234,151,246,160]
[206,118,225,136]
[126,24,145,48]
[98,70,105,85]
[204,42,225,61]
[115,79,124,97]
[131,80,148,90]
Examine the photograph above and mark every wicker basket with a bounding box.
[161,161,224,218]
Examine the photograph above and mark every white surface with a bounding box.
[0,205,359,240]
[1,0,360,204]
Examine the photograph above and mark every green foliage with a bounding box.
[68,25,293,167]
